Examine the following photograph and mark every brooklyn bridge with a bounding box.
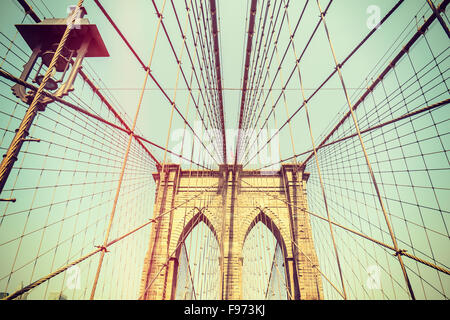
[0,0,449,300]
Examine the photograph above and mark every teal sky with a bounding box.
[0,0,442,165]
[0,0,436,165]
[0,0,448,300]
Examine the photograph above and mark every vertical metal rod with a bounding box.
[209,0,227,163]
[90,0,168,300]
[234,0,258,165]
[283,1,347,296]
[0,1,83,195]
[158,0,189,298]
[316,0,416,300]
[280,0,348,299]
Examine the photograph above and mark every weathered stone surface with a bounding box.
[139,164,323,300]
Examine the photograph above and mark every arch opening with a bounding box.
[174,212,220,300]
[242,212,289,300]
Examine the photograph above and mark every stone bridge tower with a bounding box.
[139,163,323,300]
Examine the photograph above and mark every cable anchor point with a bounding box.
[393,249,407,257]
[95,245,109,253]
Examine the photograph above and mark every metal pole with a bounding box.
[0,108,39,194]
[0,1,84,195]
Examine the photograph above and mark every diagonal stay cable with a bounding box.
[284,0,347,298]
[240,178,450,276]
[173,0,224,161]
[241,0,333,164]
[2,179,218,300]
[0,68,216,169]
[256,98,450,170]
[234,0,258,165]
[302,0,446,165]
[209,0,227,163]
[93,0,221,166]
[315,0,417,299]
[14,0,160,169]
[153,0,224,164]
[243,0,405,168]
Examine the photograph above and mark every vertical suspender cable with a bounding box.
[315,0,415,300]
[89,0,167,299]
